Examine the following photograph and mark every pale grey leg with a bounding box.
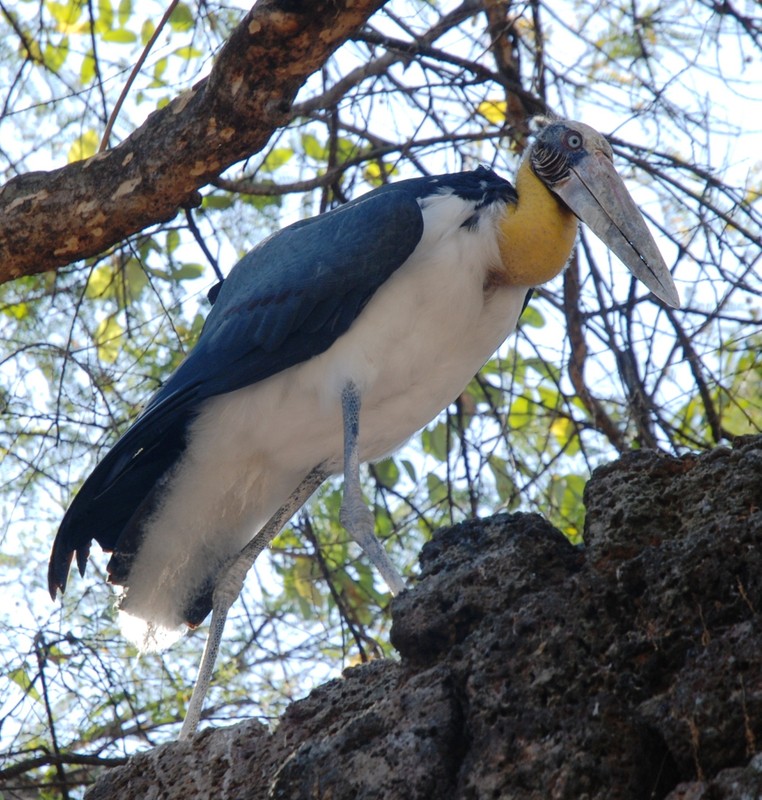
[179,465,328,740]
[339,382,406,596]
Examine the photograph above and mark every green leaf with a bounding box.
[550,474,586,543]
[301,133,326,161]
[373,504,393,537]
[9,667,41,702]
[102,28,137,43]
[202,193,235,210]
[520,304,545,329]
[400,459,417,482]
[426,473,448,505]
[152,56,167,82]
[171,263,204,281]
[241,194,282,211]
[43,36,70,71]
[488,455,516,504]
[21,36,45,65]
[173,45,203,60]
[169,2,194,32]
[166,229,180,254]
[293,557,318,603]
[374,458,400,489]
[507,394,533,430]
[471,374,506,408]
[422,421,449,461]
[261,147,294,173]
[123,259,149,300]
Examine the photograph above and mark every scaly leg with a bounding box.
[179,465,328,739]
[339,382,406,596]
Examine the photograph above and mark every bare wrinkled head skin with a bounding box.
[529,117,680,308]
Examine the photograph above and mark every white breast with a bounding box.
[118,194,529,648]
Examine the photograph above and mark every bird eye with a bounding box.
[564,132,583,150]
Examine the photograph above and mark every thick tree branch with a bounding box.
[0,0,385,285]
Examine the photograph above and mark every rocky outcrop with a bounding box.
[86,435,762,799]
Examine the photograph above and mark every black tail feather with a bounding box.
[48,407,194,600]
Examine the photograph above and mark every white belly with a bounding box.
[119,196,528,647]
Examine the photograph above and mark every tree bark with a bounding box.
[0,0,385,286]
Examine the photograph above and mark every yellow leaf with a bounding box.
[292,557,317,602]
[363,161,398,186]
[81,53,95,83]
[94,316,123,363]
[67,129,99,163]
[9,668,41,702]
[85,265,115,299]
[550,415,575,447]
[117,0,132,26]
[477,100,507,125]
[46,0,83,31]
[140,19,155,45]
[2,302,29,320]
[261,147,294,172]
[23,38,44,64]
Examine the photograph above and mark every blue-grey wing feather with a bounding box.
[49,186,425,594]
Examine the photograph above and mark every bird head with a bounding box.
[528,119,680,308]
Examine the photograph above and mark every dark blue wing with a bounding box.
[156,185,427,404]
[49,184,426,595]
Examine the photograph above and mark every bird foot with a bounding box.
[340,488,406,596]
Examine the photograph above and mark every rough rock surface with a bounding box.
[85,435,762,799]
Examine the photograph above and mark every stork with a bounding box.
[48,119,679,739]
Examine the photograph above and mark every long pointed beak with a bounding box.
[550,150,680,308]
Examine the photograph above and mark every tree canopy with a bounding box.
[0,0,760,796]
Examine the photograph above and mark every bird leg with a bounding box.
[339,382,406,596]
[180,382,406,738]
[179,465,328,740]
